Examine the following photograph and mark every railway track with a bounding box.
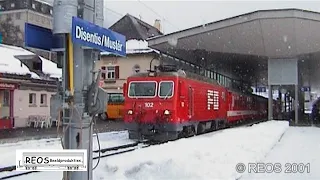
[0,141,152,179]
[0,118,268,179]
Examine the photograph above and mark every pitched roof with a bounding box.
[109,13,163,41]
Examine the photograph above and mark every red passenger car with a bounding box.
[123,66,274,142]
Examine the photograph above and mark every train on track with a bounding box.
[123,65,279,142]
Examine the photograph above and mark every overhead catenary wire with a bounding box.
[137,0,180,32]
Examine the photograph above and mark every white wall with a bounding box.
[13,89,55,128]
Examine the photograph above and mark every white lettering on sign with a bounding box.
[0,83,15,89]
[145,102,154,108]
[76,26,102,45]
[207,90,219,110]
[102,36,123,52]
[75,26,123,52]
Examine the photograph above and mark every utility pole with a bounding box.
[51,0,112,179]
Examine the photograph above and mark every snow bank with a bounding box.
[94,120,289,180]
[0,44,32,75]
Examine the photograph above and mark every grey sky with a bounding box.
[43,1,320,34]
[103,1,320,34]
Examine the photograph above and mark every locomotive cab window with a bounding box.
[128,81,157,98]
[159,81,174,98]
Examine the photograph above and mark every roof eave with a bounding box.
[147,8,320,47]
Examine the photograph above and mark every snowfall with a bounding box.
[0,120,319,180]
[0,39,156,80]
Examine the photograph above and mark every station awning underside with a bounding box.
[147,9,320,85]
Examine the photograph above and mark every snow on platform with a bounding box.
[241,126,320,180]
[5,121,320,180]
[93,120,289,180]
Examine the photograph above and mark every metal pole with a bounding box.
[52,0,105,179]
[268,85,273,120]
[295,84,299,124]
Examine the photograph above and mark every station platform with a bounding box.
[0,120,126,143]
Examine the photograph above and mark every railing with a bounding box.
[26,115,58,128]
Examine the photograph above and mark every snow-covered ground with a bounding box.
[1,121,320,180]
[93,120,289,180]
[241,126,320,180]
[0,131,133,168]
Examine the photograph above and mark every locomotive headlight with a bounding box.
[164,110,170,115]
[128,110,133,115]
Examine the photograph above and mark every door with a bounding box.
[219,89,228,120]
[0,89,12,129]
[188,87,194,119]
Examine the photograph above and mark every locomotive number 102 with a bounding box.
[145,102,154,108]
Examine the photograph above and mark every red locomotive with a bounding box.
[123,65,277,141]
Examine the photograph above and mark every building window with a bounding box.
[16,12,21,20]
[101,66,106,79]
[107,66,115,79]
[32,3,36,9]
[101,66,119,79]
[133,64,140,73]
[40,94,47,105]
[11,3,15,8]
[29,93,36,105]
[1,90,10,106]
[50,9,53,15]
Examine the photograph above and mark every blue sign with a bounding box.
[25,23,63,51]
[0,33,2,44]
[71,16,126,57]
[301,86,311,92]
[256,86,266,93]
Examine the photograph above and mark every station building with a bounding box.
[0,44,59,129]
[147,8,320,124]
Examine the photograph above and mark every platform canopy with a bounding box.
[147,9,320,86]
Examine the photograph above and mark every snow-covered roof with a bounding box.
[101,39,159,56]
[0,44,35,76]
[39,56,62,78]
[0,44,61,79]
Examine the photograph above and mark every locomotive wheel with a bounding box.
[197,123,206,135]
[186,125,196,137]
[178,125,196,138]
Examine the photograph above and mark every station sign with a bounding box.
[71,17,126,57]
[24,23,63,51]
